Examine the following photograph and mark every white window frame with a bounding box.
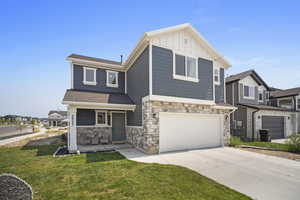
[173,51,199,83]
[95,111,112,127]
[106,70,119,88]
[258,89,264,102]
[214,67,220,85]
[83,67,97,85]
[243,85,255,100]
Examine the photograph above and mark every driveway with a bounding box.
[118,147,300,200]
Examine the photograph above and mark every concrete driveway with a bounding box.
[118,147,300,200]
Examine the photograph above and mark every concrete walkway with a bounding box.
[0,128,46,146]
[118,147,300,200]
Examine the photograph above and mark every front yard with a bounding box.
[0,143,252,200]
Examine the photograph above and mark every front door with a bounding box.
[112,113,126,142]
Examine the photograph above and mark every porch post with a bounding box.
[68,106,77,152]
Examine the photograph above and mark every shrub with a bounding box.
[229,136,243,147]
[286,134,300,153]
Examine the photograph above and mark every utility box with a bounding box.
[259,129,270,142]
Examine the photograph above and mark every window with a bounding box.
[258,90,264,102]
[214,67,220,85]
[95,111,112,126]
[83,67,97,85]
[106,70,118,88]
[243,85,255,99]
[173,53,198,82]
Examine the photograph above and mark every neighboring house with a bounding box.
[270,87,300,133]
[226,70,298,140]
[46,111,68,127]
[62,23,236,154]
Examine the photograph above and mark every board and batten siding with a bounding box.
[215,68,225,103]
[126,46,149,126]
[73,64,125,93]
[152,45,213,101]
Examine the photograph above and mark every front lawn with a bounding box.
[0,145,252,200]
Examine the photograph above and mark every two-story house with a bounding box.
[46,110,68,127]
[62,23,236,154]
[270,87,300,133]
[226,70,298,141]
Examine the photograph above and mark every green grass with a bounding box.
[229,137,291,152]
[0,145,252,200]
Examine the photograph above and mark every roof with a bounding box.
[62,90,134,105]
[270,87,300,98]
[124,23,231,68]
[48,111,67,116]
[238,103,297,112]
[67,54,122,66]
[226,70,269,89]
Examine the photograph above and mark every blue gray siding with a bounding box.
[152,46,213,100]
[76,109,95,126]
[126,47,149,126]
[215,68,225,103]
[73,65,125,93]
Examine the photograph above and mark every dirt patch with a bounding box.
[239,147,300,161]
[3,130,66,147]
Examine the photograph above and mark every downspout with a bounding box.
[252,108,259,141]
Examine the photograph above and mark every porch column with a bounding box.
[68,106,77,152]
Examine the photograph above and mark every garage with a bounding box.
[159,112,223,153]
[262,116,284,139]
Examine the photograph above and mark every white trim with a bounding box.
[213,105,237,110]
[214,66,220,85]
[143,95,215,105]
[83,67,97,85]
[67,58,125,71]
[126,126,143,128]
[106,70,119,88]
[149,42,153,95]
[243,85,255,100]
[95,110,108,126]
[172,51,199,83]
[62,101,136,111]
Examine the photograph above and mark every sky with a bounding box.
[0,0,299,117]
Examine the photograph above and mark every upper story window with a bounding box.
[83,67,97,85]
[243,85,255,99]
[214,67,220,85]
[258,89,264,102]
[173,53,198,82]
[106,70,118,88]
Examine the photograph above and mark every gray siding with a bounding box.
[239,83,259,104]
[226,83,233,105]
[152,46,213,100]
[126,46,149,126]
[215,68,225,103]
[73,65,125,93]
[76,109,95,126]
[234,82,239,106]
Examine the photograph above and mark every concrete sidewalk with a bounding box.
[118,147,300,200]
[0,128,46,146]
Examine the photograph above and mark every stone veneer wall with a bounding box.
[77,127,112,145]
[127,100,231,154]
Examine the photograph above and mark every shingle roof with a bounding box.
[67,54,122,66]
[270,87,300,98]
[238,103,297,112]
[62,90,134,105]
[225,70,269,89]
[48,111,67,116]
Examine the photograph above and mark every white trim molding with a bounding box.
[143,95,215,105]
[106,70,119,88]
[213,105,237,110]
[149,42,153,95]
[214,66,220,85]
[62,101,136,111]
[67,58,125,71]
[83,67,97,85]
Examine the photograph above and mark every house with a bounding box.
[46,110,68,127]
[226,70,298,140]
[62,23,236,154]
[270,87,300,133]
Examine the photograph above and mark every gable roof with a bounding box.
[270,87,300,98]
[226,70,269,89]
[124,23,231,68]
[48,110,67,117]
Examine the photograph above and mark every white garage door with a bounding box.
[159,112,223,153]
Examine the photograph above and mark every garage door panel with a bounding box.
[262,116,284,139]
[159,113,222,153]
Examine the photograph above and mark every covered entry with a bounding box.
[159,112,223,153]
[262,116,284,139]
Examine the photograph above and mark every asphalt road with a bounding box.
[0,126,33,140]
